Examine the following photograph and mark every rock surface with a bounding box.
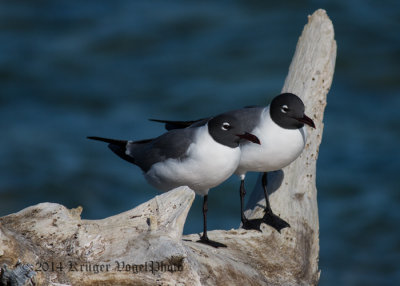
[0,9,336,286]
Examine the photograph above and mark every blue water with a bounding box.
[1,1,399,285]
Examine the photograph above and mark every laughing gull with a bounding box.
[88,113,260,248]
[150,93,316,232]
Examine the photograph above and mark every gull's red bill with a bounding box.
[236,132,261,145]
[297,114,316,128]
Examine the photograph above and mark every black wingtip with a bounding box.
[87,136,137,165]
[87,136,127,146]
[148,118,188,131]
[149,118,204,130]
[87,136,111,143]
[87,136,100,140]
[148,118,166,123]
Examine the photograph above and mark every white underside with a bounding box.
[145,124,241,196]
[235,107,307,176]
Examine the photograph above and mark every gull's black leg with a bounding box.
[197,195,227,248]
[262,172,273,215]
[240,179,247,224]
[261,172,290,232]
[240,178,263,231]
[200,195,209,241]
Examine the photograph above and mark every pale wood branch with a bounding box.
[0,9,336,286]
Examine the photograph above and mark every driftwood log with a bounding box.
[0,9,336,286]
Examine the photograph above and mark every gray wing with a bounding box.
[126,127,198,172]
[224,106,264,133]
[149,118,207,130]
[151,106,264,133]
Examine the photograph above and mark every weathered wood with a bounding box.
[244,8,337,284]
[0,9,336,286]
[0,261,36,286]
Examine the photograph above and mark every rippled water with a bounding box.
[1,1,399,285]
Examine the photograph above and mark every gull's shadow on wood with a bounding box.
[242,212,290,233]
[242,170,290,232]
[245,170,284,211]
[196,238,227,248]
[185,234,227,248]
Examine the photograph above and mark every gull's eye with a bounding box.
[221,122,231,131]
[281,105,289,113]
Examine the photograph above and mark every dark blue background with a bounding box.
[1,1,399,285]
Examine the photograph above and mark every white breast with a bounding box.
[235,107,307,176]
[145,125,241,196]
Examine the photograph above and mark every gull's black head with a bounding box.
[208,114,260,148]
[270,93,316,129]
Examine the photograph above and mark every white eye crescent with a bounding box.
[281,105,289,113]
[221,122,231,131]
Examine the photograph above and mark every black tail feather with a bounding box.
[87,136,127,146]
[87,136,136,165]
[149,118,201,131]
